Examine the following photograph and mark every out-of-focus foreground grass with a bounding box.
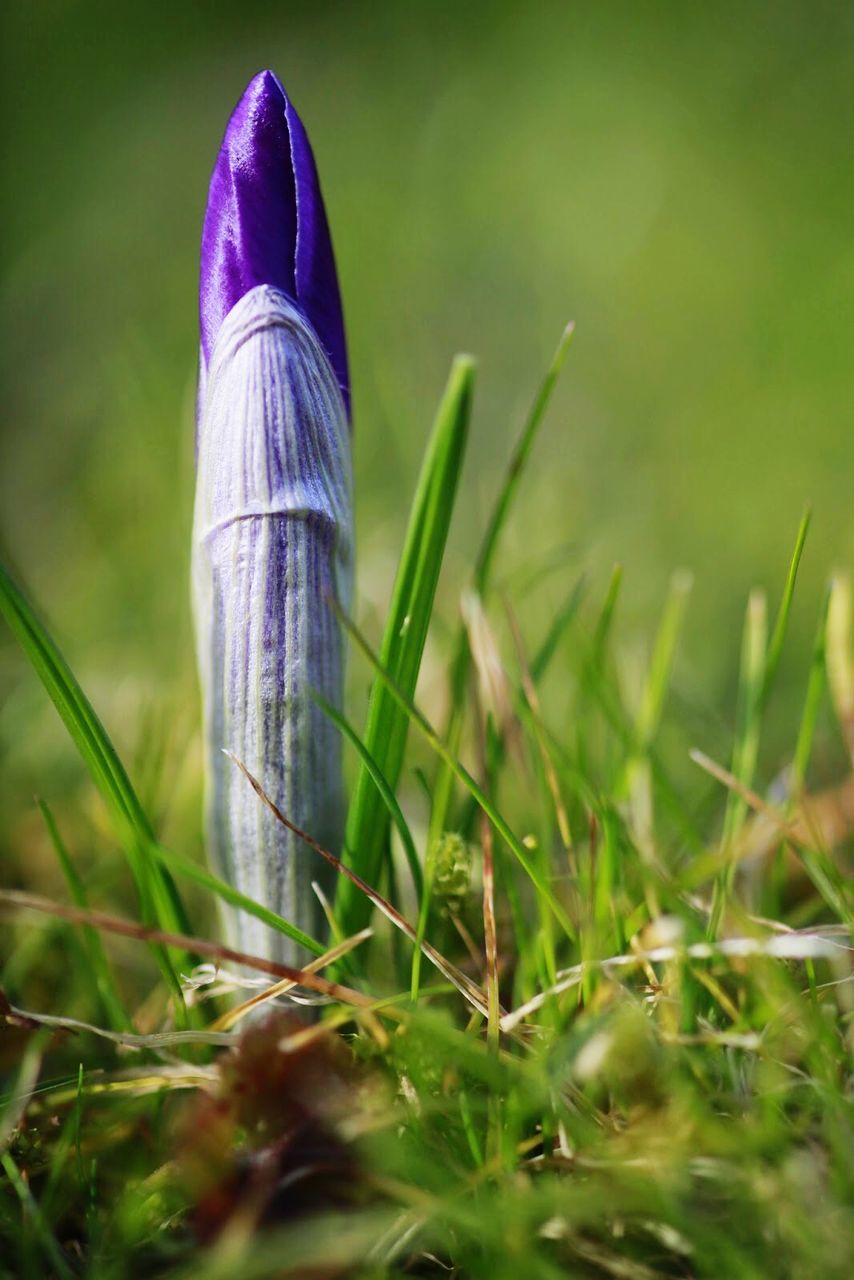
[2,0,853,911]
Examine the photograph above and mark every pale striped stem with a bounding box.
[192,284,353,964]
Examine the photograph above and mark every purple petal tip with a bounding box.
[200,70,350,416]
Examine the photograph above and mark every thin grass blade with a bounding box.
[761,509,811,709]
[338,356,475,932]
[431,325,575,842]
[0,562,191,988]
[708,588,767,936]
[314,691,423,899]
[37,800,129,1031]
[149,841,324,957]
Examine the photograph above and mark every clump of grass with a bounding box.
[1,332,853,1278]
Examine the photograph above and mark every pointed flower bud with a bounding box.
[199,70,349,417]
[193,73,353,965]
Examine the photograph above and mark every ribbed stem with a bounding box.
[192,285,353,964]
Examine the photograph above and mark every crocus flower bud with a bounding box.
[193,72,353,965]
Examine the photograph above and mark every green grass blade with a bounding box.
[313,690,423,899]
[473,323,575,596]
[635,570,693,752]
[707,519,811,936]
[454,574,587,844]
[0,567,141,830]
[783,584,853,923]
[592,562,623,664]
[761,509,811,709]
[620,571,691,915]
[791,583,830,794]
[709,588,767,935]
[0,561,191,987]
[727,587,768,844]
[337,356,475,932]
[530,573,587,682]
[149,841,324,958]
[431,325,576,843]
[1,1151,74,1280]
[565,576,703,856]
[38,800,129,1031]
[340,607,576,941]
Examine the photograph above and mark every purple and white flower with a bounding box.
[192,71,353,964]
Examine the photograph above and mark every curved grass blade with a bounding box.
[313,691,423,899]
[0,561,191,991]
[149,840,324,957]
[338,356,475,932]
[0,565,158,854]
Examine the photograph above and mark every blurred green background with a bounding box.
[2,0,853,894]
